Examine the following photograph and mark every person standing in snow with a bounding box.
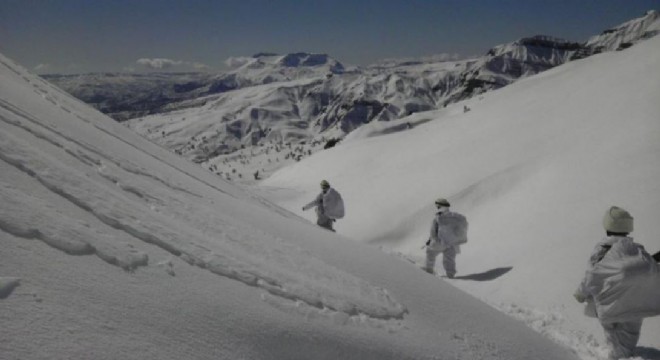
[422,198,468,278]
[574,206,660,360]
[302,180,344,232]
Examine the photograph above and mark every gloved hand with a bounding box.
[573,292,586,303]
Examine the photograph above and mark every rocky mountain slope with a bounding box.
[42,53,346,121]
[44,11,659,168]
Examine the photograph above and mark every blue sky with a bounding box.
[0,0,658,74]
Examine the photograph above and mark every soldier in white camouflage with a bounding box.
[423,198,468,278]
[302,180,344,232]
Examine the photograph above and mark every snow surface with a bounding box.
[262,36,660,359]
[0,53,581,359]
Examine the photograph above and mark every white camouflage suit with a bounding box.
[575,236,644,360]
[302,187,342,231]
[425,209,462,277]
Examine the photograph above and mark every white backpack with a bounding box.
[587,238,660,323]
[436,212,468,247]
[323,188,345,220]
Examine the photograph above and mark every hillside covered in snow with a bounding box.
[0,51,583,359]
[262,34,660,360]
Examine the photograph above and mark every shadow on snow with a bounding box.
[636,347,660,360]
[453,267,513,281]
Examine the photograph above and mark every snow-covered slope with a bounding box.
[586,10,660,52]
[262,35,660,360]
[0,54,579,359]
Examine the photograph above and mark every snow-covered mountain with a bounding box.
[120,11,658,168]
[42,52,346,121]
[42,12,658,173]
[123,37,583,166]
[0,52,581,359]
[585,10,660,52]
[227,52,346,80]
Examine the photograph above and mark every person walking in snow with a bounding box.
[302,180,344,231]
[422,198,468,278]
[574,206,660,360]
